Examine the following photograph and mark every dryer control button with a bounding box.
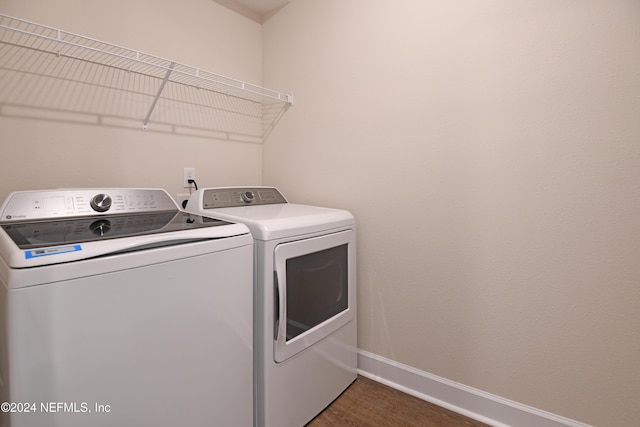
[91,194,112,212]
[241,191,255,203]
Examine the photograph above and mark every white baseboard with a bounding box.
[357,350,592,427]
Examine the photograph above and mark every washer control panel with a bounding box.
[201,187,288,209]
[0,188,179,222]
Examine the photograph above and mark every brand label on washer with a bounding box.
[25,245,82,259]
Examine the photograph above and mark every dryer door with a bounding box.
[274,229,356,363]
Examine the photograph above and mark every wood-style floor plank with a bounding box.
[306,375,491,427]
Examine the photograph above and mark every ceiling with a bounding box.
[212,0,290,23]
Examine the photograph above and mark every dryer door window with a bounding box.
[285,244,348,340]
[274,230,355,363]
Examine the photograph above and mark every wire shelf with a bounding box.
[0,13,292,142]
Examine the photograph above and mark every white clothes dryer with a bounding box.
[185,187,357,427]
[0,188,254,427]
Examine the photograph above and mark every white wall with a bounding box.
[0,0,263,202]
[262,1,640,425]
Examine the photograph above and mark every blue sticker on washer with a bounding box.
[25,245,82,259]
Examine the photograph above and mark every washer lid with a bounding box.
[1,211,235,250]
[0,211,250,268]
[0,188,250,268]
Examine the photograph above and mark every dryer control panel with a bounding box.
[0,188,179,222]
[200,187,288,209]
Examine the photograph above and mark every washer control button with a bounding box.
[90,194,112,212]
[241,191,255,203]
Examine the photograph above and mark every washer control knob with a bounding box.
[90,194,112,212]
[241,191,255,203]
[90,219,111,236]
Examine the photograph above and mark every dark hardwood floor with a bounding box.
[306,375,491,427]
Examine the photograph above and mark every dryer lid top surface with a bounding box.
[187,187,354,240]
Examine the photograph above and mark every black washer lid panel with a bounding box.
[1,211,233,250]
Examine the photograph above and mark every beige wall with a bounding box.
[262,1,640,425]
[0,0,263,202]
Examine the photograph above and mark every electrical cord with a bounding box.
[180,179,198,208]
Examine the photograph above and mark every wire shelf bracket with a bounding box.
[143,62,175,131]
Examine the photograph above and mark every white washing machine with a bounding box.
[0,188,254,427]
[185,187,357,427]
